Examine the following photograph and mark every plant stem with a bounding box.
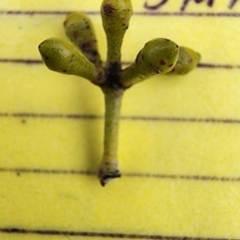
[98,86,124,186]
[105,36,122,70]
[120,62,145,87]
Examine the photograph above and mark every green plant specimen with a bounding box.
[38,0,201,186]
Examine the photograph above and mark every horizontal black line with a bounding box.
[122,116,240,124]
[1,167,240,183]
[125,172,240,182]
[0,10,78,15]
[197,63,240,69]
[0,168,94,176]
[0,59,42,64]
[0,59,240,70]
[1,112,240,125]
[0,227,238,240]
[0,112,102,120]
[1,10,240,17]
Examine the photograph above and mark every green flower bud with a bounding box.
[38,37,104,85]
[101,0,133,67]
[64,12,102,67]
[170,47,201,74]
[120,38,179,87]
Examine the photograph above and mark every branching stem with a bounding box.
[38,0,201,187]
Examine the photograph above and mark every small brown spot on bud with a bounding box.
[159,60,166,65]
[73,30,78,38]
[81,42,92,51]
[103,4,115,16]
[122,23,129,30]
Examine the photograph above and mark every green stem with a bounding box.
[98,86,124,186]
[120,62,146,87]
[106,35,122,69]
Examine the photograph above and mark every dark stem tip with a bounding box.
[98,169,121,186]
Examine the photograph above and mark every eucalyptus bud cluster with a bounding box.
[38,0,200,186]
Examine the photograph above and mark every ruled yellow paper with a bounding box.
[0,0,240,239]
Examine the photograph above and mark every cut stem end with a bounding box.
[98,162,121,186]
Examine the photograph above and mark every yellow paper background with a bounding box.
[0,0,240,239]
